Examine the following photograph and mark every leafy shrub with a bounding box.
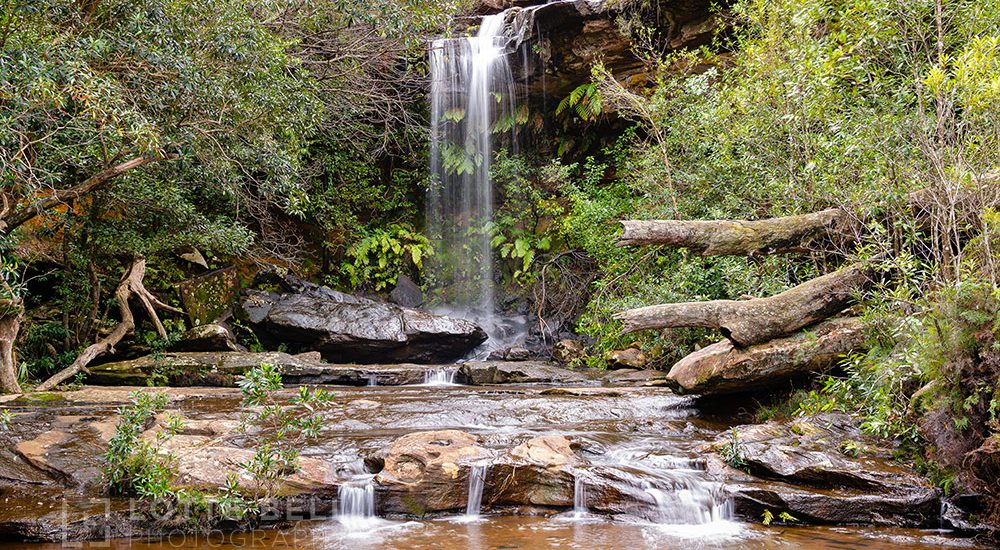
[237,363,334,502]
[103,391,180,498]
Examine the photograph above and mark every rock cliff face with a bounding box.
[480,0,723,100]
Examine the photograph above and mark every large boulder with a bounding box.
[167,323,241,353]
[459,360,591,385]
[374,430,494,515]
[237,283,487,363]
[176,267,241,326]
[489,435,578,507]
[705,413,941,527]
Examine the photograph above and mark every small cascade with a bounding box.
[572,475,588,518]
[366,375,377,387]
[464,465,489,518]
[421,368,459,386]
[336,460,378,531]
[337,480,376,530]
[642,475,733,526]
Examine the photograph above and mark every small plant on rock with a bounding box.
[720,427,748,471]
[237,363,335,505]
[103,391,181,498]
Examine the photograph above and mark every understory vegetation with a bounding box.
[102,364,332,531]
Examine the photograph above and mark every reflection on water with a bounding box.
[3,515,981,550]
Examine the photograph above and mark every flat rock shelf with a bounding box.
[0,374,981,549]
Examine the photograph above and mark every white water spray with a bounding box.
[427,14,516,325]
[421,368,459,386]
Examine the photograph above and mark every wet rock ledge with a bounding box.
[0,385,952,542]
[86,351,667,387]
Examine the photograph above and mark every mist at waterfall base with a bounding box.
[426,13,529,358]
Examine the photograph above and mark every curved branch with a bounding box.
[1,153,178,233]
[35,258,181,391]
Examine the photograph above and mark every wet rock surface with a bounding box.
[87,353,611,387]
[237,281,487,363]
[705,413,942,527]
[0,383,956,542]
[459,360,591,385]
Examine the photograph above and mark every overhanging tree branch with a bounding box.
[0,154,178,234]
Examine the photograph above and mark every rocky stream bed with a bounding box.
[0,358,988,548]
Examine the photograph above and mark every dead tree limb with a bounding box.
[614,265,868,346]
[35,258,180,391]
[666,317,866,395]
[617,208,848,255]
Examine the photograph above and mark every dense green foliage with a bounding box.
[0,0,461,385]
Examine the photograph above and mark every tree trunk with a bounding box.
[617,208,848,255]
[665,317,866,395]
[35,258,182,392]
[614,265,868,346]
[0,300,23,394]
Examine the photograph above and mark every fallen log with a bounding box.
[614,265,867,346]
[617,208,848,255]
[666,317,866,395]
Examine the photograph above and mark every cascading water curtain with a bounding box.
[427,14,517,317]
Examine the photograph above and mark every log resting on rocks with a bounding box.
[615,265,868,346]
[617,208,848,255]
[666,318,866,395]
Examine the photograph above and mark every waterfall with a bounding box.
[572,475,588,518]
[421,368,459,386]
[464,464,489,518]
[336,460,378,531]
[427,13,516,323]
[337,479,376,530]
[642,474,733,526]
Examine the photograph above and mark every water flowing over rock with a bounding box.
[374,430,494,515]
[0,382,967,543]
[236,283,487,363]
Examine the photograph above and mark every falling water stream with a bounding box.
[427,13,515,319]
[464,465,488,518]
[421,367,460,386]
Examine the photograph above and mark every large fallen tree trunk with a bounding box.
[614,265,867,346]
[665,317,866,395]
[36,258,182,391]
[616,208,848,255]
